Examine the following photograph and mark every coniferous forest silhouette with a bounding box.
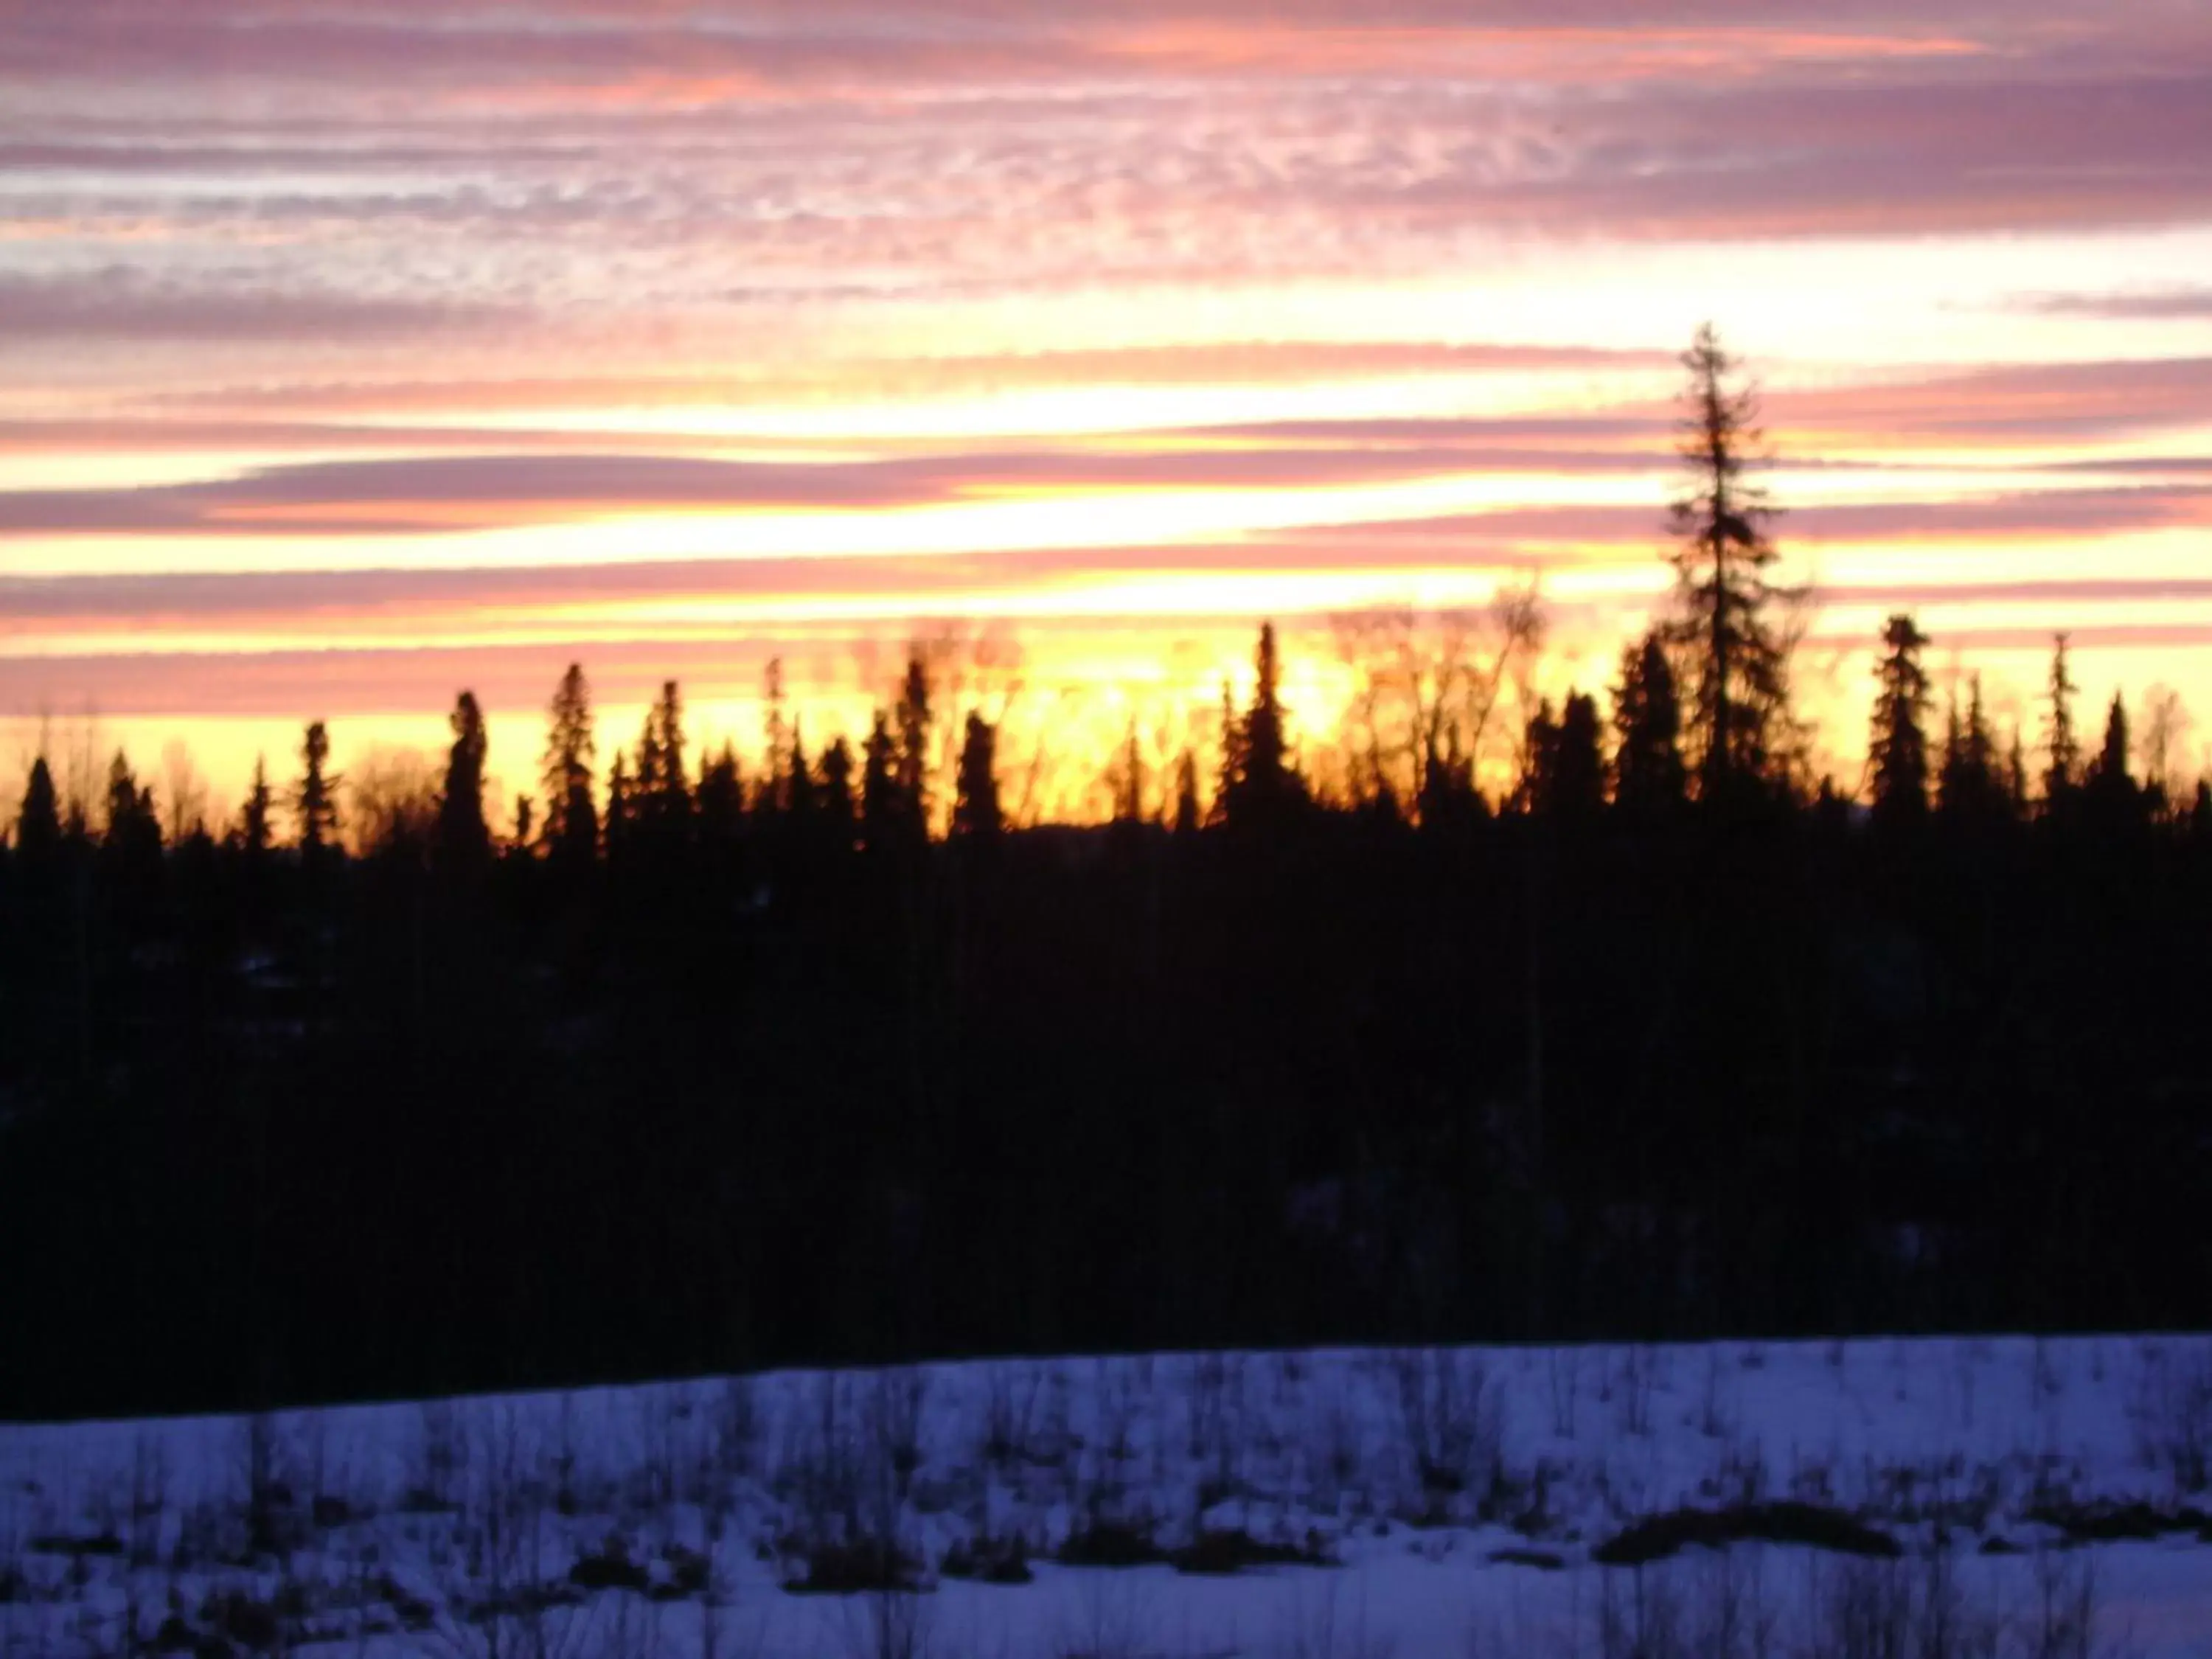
[5,328,2211,1422]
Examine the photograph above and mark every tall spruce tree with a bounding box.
[1969,679,1998,811]
[1868,613,1933,820]
[819,735,856,844]
[1611,632,1686,815]
[2006,728,2031,818]
[636,681,690,836]
[1173,751,1201,836]
[1213,679,1242,827]
[1554,692,1605,819]
[698,742,744,848]
[240,754,274,860]
[437,690,490,866]
[1220,622,1302,829]
[1938,693,1964,807]
[1663,324,1792,801]
[2084,692,2142,827]
[1937,676,2003,821]
[2042,634,2079,805]
[104,751,149,839]
[952,712,1002,839]
[2095,692,2131,785]
[1242,622,1289,791]
[603,751,634,858]
[296,721,340,856]
[787,720,818,821]
[1521,692,1604,818]
[102,751,161,888]
[1115,723,1145,825]
[762,658,788,815]
[860,711,901,850]
[15,756,60,860]
[543,663,597,867]
[1520,698,1559,812]
[894,654,933,833]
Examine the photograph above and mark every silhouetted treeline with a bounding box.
[4,327,2211,1421]
[6,633,2208,1421]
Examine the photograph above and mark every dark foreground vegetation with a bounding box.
[3,328,2209,1421]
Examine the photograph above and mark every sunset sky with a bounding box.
[6,0,2212,825]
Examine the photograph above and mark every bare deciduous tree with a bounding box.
[2138,685,2191,803]
[347,744,439,857]
[1328,588,1545,818]
[160,740,208,844]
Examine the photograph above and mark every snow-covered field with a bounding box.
[4,1335,2211,1657]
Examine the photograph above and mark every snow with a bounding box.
[3,1335,2210,1656]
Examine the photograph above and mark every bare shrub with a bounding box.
[0,1496,23,1608]
[411,1401,467,1514]
[868,1368,929,1506]
[2126,1340,2212,1495]
[1612,1345,1657,1439]
[1699,1345,1735,1439]
[1952,1343,1981,1434]
[710,1377,759,1496]
[128,1434,167,1570]
[774,1369,926,1596]
[635,1385,698,1517]
[784,1373,862,1549]
[2029,1339,2063,1412]
[0,1498,31,1659]
[978,1363,1043,1473]
[551,1394,580,1519]
[1547,1346,1582,1440]
[1388,1349,1503,1517]
[1085,1361,1145,1526]
[1184,1352,1249,1510]
[236,1411,293,1559]
[1302,1385,1365,1517]
[417,1403,589,1659]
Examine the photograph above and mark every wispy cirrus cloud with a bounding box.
[10,3,2208,308]
[1318,485,2212,545]
[0,269,521,346]
[2015,286,2212,321]
[7,480,2205,641]
[1764,358,2212,447]
[107,339,1672,421]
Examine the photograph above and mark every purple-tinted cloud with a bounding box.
[0,443,1678,536]
[5,480,2204,644]
[8,3,2208,299]
[1766,358,2212,445]
[119,341,1672,420]
[0,271,515,345]
[2017,288,2212,321]
[1293,484,2212,548]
